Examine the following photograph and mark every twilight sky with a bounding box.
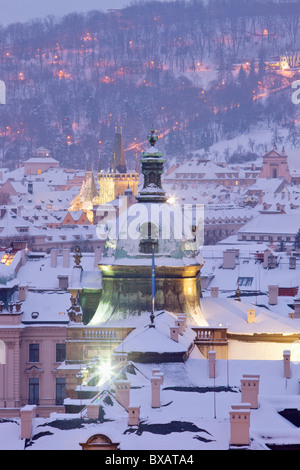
[0,0,136,25]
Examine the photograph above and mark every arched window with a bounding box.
[0,340,6,364]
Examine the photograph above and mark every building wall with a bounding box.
[96,173,139,205]
[24,161,60,176]
[0,321,67,417]
[259,150,291,183]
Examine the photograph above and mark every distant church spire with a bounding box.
[112,126,127,173]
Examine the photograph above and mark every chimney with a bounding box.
[18,285,28,302]
[210,287,219,298]
[152,368,164,385]
[112,352,128,366]
[229,404,251,447]
[20,405,37,440]
[128,406,140,426]
[170,326,179,342]
[283,350,291,379]
[151,371,164,408]
[57,274,69,290]
[268,285,278,305]
[86,404,100,419]
[62,249,70,268]
[114,380,130,409]
[178,313,187,331]
[293,298,300,318]
[94,247,102,268]
[247,309,255,323]
[263,249,271,268]
[50,248,57,268]
[208,350,216,378]
[223,250,236,269]
[289,256,296,269]
[175,318,184,335]
[240,375,260,409]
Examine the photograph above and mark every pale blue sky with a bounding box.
[0,0,134,25]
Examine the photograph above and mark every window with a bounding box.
[29,343,39,363]
[29,378,39,405]
[56,344,66,363]
[237,277,253,287]
[56,378,66,405]
[37,169,42,175]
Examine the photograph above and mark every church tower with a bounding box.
[112,126,127,173]
[90,128,205,326]
[94,127,139,206]
[136,128,168,204]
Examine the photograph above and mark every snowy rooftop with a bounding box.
[1,354,300,450]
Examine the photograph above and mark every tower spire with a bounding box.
[136,127,167,203]
[112,126,127,173]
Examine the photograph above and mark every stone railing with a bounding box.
[192,327,228,345]
[82,328,120,341]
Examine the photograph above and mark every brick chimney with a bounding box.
[229,404,251,446]
[240,375,260,409]
[293,298,300,318]
[114,380,130,409]
[283,350,291,379]
[151,372,164,408]
[112,352,128,366]
[210,287,219,298]
[175,318,184,335]
[50,248,57,268]
[20,405,37,440]
[170,326,179,342]
[178,313,187,331]
[247,309,255,323]
[268,285,278,305]
[62,249,70,268]
[152,368,164,384]
[18,285,28,302]
[86,403,100,419]
[128,406,140,426]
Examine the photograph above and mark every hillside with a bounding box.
[0,0,299,170]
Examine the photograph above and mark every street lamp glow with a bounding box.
[167,196,176,205]
[97,360,113,387]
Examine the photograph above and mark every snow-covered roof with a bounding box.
[238,214,300,235]
[2,352,300,450]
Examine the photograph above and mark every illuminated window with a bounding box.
[37,169,42,175]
